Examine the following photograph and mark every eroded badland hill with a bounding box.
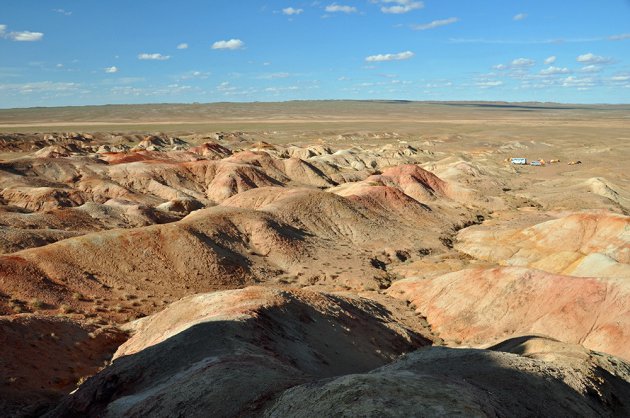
[0,101,629,417]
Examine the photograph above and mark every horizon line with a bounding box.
[2,99,630,112]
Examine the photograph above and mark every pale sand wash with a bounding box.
[0,101,629,417]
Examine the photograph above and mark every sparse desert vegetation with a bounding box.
[0,101,629,416]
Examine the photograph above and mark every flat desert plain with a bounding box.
[0,101,629,417]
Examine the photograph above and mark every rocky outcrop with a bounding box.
[389,266,630,360]
[47,287,430,417]
[456,212,630,278]
[0,315,126,417]
[266,338,630,418]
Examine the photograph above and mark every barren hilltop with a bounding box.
[1,101,629,417]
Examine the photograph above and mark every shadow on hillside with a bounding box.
[44,293,431,417]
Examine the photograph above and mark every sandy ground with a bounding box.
[0,101,629,416]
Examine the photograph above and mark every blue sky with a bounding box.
[1,0,629,108]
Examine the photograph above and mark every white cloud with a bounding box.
[52,9,72,16]
[138,53,170,60]
[365,50,414,62]
[104,66,119,73]
[425,81,453,88]
[264,86,299,93]
[449,37,603,45]
[217,81,236,92]
[513,13,527,21]
[412,17,458,30]
[576,52,611,64]
[178,70,210,80]
[325,4,357,13]
[211,39,244,50]
[108,83,201,97]
[177,43,188,49]
[110,86,143,96]
[476,80,503,88]
[493,64,508,71]
[609,33,630,41]
[0,24,7,36]
[0,81,81,94]
[610,75,630,88]
[562,76,596,88]
[101,76,145,86]
[540,66,570,75]
[544,56,556,65]
[511,57,535,67]
[580,65,602,73]
[282,7,304,15]
[380,0,424,14]
[7,31,44,42]
[259,72,291,79]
